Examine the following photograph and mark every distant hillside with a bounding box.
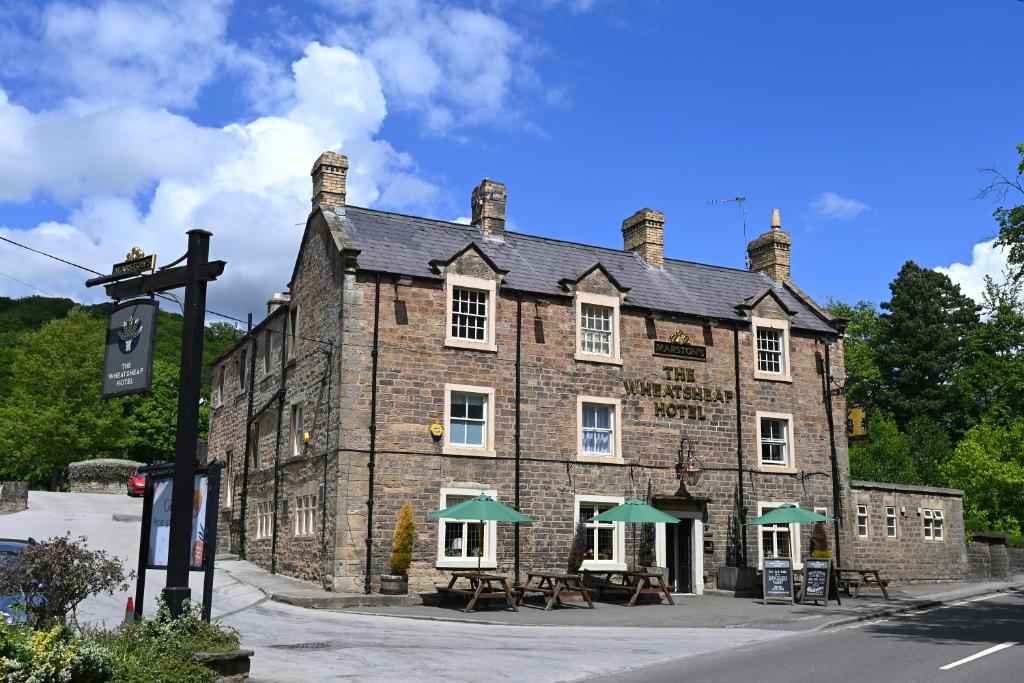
[0,295,245,400]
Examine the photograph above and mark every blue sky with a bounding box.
[1,0,1021,321]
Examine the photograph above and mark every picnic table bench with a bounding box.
[836,568,890,599]
[582,569,675,607]
[437,572,518,612]
[516,572,595,610]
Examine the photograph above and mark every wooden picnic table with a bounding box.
[836,568,890,599]
[516,572,595,610]
[437,572,518,612]
[582,569,675,607]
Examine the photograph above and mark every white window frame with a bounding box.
[857,504,869,537]
[933,510,944,541]
[290,403,305,457]
[574,494,627,571]
[574,291,622,365]
[293,491,317,537]
[443,384,496,457]
[756,501,802,570]
[436,487,498,569]
[287,306,299,361]
[576,396,623,463]
[224,450,233,507]
[885,506,897,539]
[256,501,272,540]
[249,419,261,470]
[444,274,497,352]
[923,508,933,540]
[752,316,792,382]
[756,411,795,471]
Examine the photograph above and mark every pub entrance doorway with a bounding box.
[665,518,693,593]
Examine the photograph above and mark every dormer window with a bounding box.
[444,274,497,352]
[574,292,621,365]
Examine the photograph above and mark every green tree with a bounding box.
[825,298,881,408]
[875,261,979,431]
[941,420,1024,537]
[848,413,919,484]
[0,308,129,488]
[121,360,210,463]
[905,416,953,487]
[988,143,1024,280]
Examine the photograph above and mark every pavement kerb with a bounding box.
[816,583,1024,630]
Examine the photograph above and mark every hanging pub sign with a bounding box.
[762,557,794,605]
[102,299,158,398]
[653,330,707,361]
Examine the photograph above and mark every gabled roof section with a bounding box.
[337,205,839,333]
[558,261,630,293]
[735,287,797,317]
[429,241,509,276]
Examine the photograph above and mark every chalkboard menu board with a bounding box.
[802,558,832,605]
[762,558,794,604]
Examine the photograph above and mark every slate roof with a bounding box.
[329,205,838,334]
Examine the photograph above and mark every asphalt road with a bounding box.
[591,591,1024,683]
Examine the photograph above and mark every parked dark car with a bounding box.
[127,470,146,497]
[0,538,33,623]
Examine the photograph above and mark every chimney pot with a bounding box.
[267,292,291,316]
[621,208,666,268]
[471,179,506,239]
[311,151,349,211]
[747,208,792,281]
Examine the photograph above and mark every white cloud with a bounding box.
[0,41,438,317]
[809,192,870,220]
[934,239,1009,305]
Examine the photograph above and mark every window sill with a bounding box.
[442,446,496,458]
[574,351,623,366]
[576,453,625,465]
[445,338,497,353]
[754,371,792,383]
[436,559,497,570]
[757,464,798,474]
[580,561,627,572]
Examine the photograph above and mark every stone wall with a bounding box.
[68,459,143,494]
[847,481,967,582]
[966,534,1024,580]
[0,482,28,513]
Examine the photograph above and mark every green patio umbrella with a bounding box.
[429,494,533,573]
[743,504,833,526]
[589,499,679,569]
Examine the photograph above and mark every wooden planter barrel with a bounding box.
[380,574,409,595]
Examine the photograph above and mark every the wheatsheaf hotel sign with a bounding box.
[102,299,159,398]
[624,365,734,420]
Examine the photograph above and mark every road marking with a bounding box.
[940,642,1015,670]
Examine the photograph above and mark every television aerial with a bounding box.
[707,195,749,268]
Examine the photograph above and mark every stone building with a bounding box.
[207,150,961,593]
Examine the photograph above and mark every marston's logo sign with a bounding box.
[653,329,707,361]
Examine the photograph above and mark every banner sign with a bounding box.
[146,473,210,571]
[102,299,158,398]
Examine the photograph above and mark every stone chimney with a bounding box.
[747,208,792,281]
[621,208,665,268]
[471,179,506,239]
[311,151,349,211]
[267,292,290,316]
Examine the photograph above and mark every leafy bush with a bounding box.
[0,534,130,628]
[388,502,415,575]
[0,625,113,683]
[567,522,589,574]
[89,597,239,683]
[68,459,144,485]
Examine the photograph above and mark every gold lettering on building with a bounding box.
[625,366,731,421]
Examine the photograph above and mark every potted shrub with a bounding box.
[810,521,832,559]
[380,501,414,594]
[567,522,588,574]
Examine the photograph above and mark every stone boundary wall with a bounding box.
[68,459,143,494]
[966,534,1024,580]
[0,481,28,513]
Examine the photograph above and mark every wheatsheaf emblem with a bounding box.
[668,330,690,345]
[119,316,143,353]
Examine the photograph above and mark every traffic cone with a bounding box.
[124,597,135,623]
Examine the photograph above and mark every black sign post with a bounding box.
[87,230,225,618]
[762,558,794,605]
[801,558,838,606]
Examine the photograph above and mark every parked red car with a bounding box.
[127,471,146,497]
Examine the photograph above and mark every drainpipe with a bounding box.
[320,347,333,586]
[270,315,287,574]
[239,314,257,559]
[823,342,843,568]
[514,292,523,584]
[733,322,747,567]
[364,274,382,594]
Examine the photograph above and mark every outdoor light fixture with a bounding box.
[675,432,704,491]
[302,431,311,444]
